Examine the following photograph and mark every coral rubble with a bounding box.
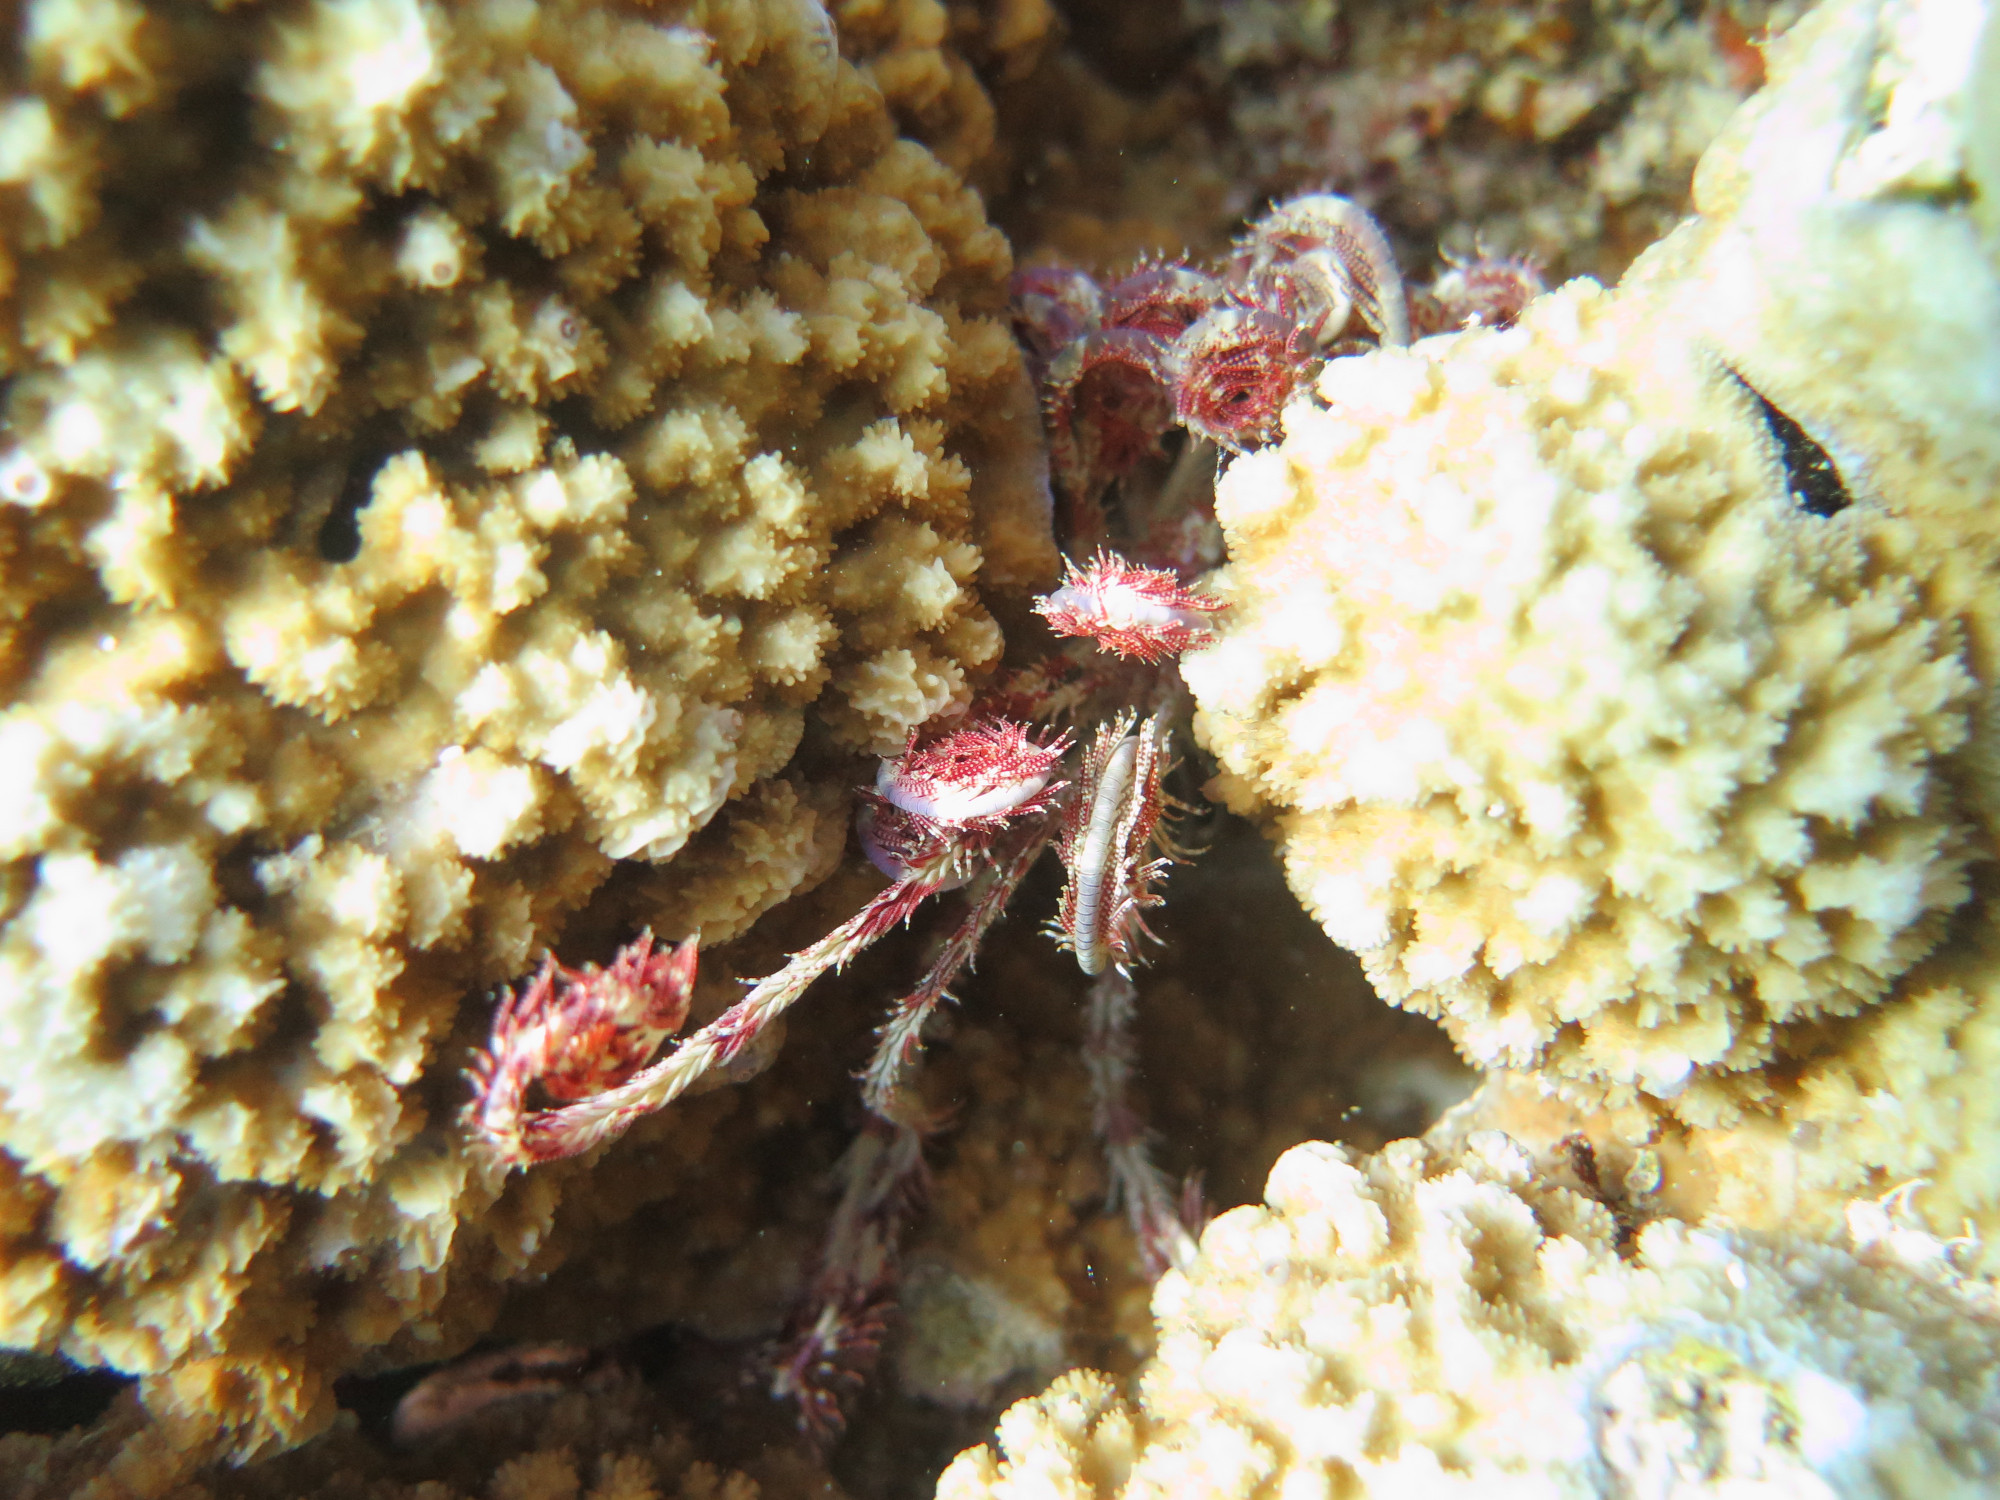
[0,0,1052,1476]
[985,0,1799,292]
[1199,0,1807,283]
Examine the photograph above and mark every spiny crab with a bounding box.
[468,191,1540,1441]
[1014,192,1540,541]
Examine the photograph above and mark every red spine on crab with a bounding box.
[875,719,1069,827]
[768,1118,927,1445]
[1034,550,1223,663]
[1044,325,1178,536]
[470,931,699,1164]
[859,717,1070,880]
[1233,192,1412,349]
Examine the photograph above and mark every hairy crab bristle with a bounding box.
[1414,250,1546,334]
[1045,325,1179,513]
[1053,712,1177,977]
[1033,550,1223,663]
[875,718,1070,827]
[1100,263,1223,341]
[469,931,700,1164]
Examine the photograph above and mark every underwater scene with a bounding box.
[2,0,1998,1494]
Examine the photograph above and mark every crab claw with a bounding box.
[1234,192,1411,349]
[1170,304,1308,452]
[1045,325,1179,526]
[1101,263,1223,342]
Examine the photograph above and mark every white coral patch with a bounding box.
[414,747,544,860]
[257,0,439,176]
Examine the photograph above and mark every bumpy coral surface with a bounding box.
[943,1135,2000,1499]
[0,0,1051,1471]
[1185,0,2000,1133]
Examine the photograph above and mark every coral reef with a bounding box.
[942,1134,2000,1499]
[12,0,1976,1489]
[442,815,1461,1498]
[0,0,1053,1476]
[12,1360,842,1500]
[949,0,2000,1492]
[981,0,1796,293]
[1185,0,2000,1179]
[0,810,1451,1496]
[1199,0,1806,283]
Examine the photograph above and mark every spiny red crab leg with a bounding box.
[1086,969,1200,1275]
[1044,325,1178,541]
[1169,302,1312,452]
[859,824,1057,1120]
[1100,263,1223,341]
[475,867,948,1165]
[769,1115,927,1446]
[1054,709,1178,977]
[474,721,1067,1166]
[470,932,698,1155]
[1413,245,1546,334]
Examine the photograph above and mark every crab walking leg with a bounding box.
[479,859,959,1166]
[860,823,1057,1119]
[770,1115,928,1443]
[1072,730,1140,975]
[1084,969,1198,1276]
[1056,709,1178,976]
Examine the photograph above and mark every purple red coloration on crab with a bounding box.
[468,191,1543,1444]
[1013,193,1543,518]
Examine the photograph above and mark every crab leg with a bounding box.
[475,858,963,1166]
[859,820,1058,1119]
[1084,969,1199,1275]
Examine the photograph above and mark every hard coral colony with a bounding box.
[471,185,1528,1434]
[0,0,1055,1476]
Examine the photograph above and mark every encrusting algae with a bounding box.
[0,0,1053,1478]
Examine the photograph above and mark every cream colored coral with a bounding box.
[0,0,1050,1475]
[1185,0,2000,1121]
[943,1136,2000,1500]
